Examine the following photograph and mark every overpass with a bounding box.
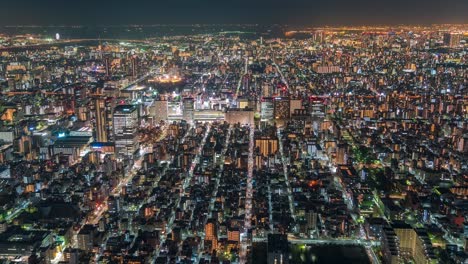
[251,235,380,247]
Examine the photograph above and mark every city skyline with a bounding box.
[0,2,466,264]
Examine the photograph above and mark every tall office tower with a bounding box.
[94,98,108,142]
[305,210,318,232]
[443,32,461,48]
[131,56,138,78]
[106,99,116,142]
[261,97,275,122]
[183,97,194,123]
[113,105,139,159]
[393,222,437,264]
[255,136,279,157]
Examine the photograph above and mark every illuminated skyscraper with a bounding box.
[443,32,461,48]
[105,57,111,77]
[131,56,138,78]
[306,210,318,232]
[261,97,274,121]
[113,105,139,158]
[255,136,278,157]
[393,222,436,264]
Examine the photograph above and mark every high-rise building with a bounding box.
[255,136,278,157]
[104,56,111,77]
[113,105,139,159]
[131,56,138,78]
[94,98,108,142]
[305,210,318,232]
[381,226,401,264]
[443,32,461,48]
[393,222,436,264]
[261,97,274,121]
[205,218,218,250]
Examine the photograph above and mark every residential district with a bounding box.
[0,25,466,264]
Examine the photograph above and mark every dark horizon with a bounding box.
[1,23,468,27]
[1,0,467,26]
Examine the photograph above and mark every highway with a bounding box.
[121,68,158,91]
[240,125,255,264]
[272,62,290,91]
[5,201,30,223]
[277,128,296,223]
[234,57,248,103]
[267,180,274,231]
[366,245,381,264]
[251,235,380,247]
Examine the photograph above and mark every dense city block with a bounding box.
[0,25,466,263]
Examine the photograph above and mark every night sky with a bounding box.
[1,0,467,26]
